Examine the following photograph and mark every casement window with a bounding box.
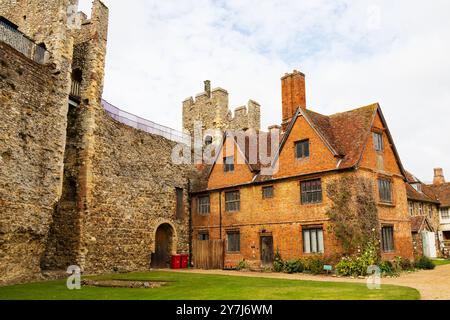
[373,132,384,151]
[428,205,433,218]
[408,201,414,216]
[225,191,240,212]
[198,195,210,215]
[300,179,322,204]
[441,208,450,220]
[262,186,274,199]
[378,178,392,203]
[295,139,310,159]
[224,156,234,173]
[418,203,423,215]
[302,227,324,254]
[175,187,183,220]
[198,231,209,241]
[381,226,395,252]
[226,231,240,252]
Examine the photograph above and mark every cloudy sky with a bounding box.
[78,0,450,182]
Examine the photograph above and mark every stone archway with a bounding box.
[150,220,177,268]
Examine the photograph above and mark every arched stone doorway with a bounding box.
[151,223,175,268]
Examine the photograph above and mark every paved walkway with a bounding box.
[166,264,450,300]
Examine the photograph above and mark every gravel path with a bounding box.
[165,264,450,300]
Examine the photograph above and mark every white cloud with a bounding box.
[77,0,450,181]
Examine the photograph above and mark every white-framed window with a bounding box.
[225,191,240,212]
[441,208,450,221]
[408,201,414,216]
[418,203,423,215]
[198,195,210,215]
[302,227,324,254]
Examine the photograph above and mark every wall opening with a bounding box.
[151,223,174,268]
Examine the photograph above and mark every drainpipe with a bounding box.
[219,190,224,269]
[219,191,222,239]
[188,180,193,268]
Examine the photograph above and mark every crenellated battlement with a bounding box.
[182,81,261,136]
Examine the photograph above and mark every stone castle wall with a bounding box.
[0,41,68,284]
[79,108,193,273]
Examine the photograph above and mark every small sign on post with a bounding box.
[323,265,332,274]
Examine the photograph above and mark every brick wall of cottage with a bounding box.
[192,108,414,268]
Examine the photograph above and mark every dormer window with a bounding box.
[411,183,422,193]
[373,132,384,151]
[295,140,310,159]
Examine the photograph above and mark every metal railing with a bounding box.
[101,99,190,145]
[70,80,81,100]
[0,19,50,64]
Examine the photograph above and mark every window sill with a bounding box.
[300,202,323,207]
[378,201,395,207]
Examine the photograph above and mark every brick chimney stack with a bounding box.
[433,168,446,185]
[281,70,306,130]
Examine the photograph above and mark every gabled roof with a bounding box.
[405,170,440,204]
[428,183,450,208]
[204,130,274,180]
[271,103,407,176]
[410,215,434,233]
[192,103,408,193]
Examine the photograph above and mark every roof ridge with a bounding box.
[328,103,379,118]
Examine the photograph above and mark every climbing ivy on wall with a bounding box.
[326,175,380,256]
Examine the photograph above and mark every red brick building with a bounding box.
[191,70,414,268]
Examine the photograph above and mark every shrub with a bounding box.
[414,256,435,270]
[236,259,249,271]
[393,256,414,271]
[302,255,325,275]
[379,260,394,275]
[336,256,367,277]
[273,251,284,272]
[283,259,304,274]
[335,243,381,277]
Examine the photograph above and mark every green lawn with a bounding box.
[432,259,450,266]
[0,271,419,300]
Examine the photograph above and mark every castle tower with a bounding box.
[182,81,261,141]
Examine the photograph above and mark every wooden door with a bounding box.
[260,236,274,265]
[151,225,171,268]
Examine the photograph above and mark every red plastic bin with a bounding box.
[180,254,189,269]
[171,255,181,269]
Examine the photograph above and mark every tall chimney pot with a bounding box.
[281,70,306,130]
[433,168,445,185]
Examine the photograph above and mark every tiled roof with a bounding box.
[406,183,440,204]
[306,104,379,169]
[428,183,450,207]
[193,103,407,192]
[405,170,440,204]
[410,216,426,232]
